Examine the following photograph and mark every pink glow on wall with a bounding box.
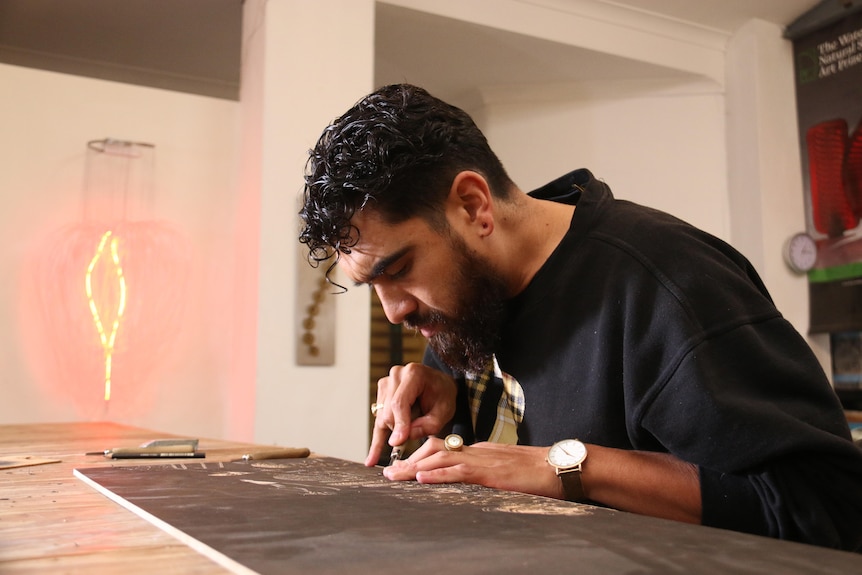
[18,140,190,420]
[21,219,190,419]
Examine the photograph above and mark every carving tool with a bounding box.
[86,438,201,458]
[108,451,205,459]
[240,448,311,461]
[388,403,421,465]
[388,444,406,466]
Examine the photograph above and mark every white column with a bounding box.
[726,19,830,372]
[239,0,375,459]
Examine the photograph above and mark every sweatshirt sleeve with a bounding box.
[700,452,862,551]
[638,317,862,552]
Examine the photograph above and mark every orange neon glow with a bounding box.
[18,141,197,419]
[21,220,190,417]
[85,230,127,401]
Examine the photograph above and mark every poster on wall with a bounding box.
[791,5,862,397]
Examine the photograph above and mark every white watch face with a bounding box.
[548,439,587,468]
[784,232,817,273]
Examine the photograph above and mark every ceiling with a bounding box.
[0,0,242,99]
[593,0,822,34]
[374,0,825,105]
[375,3,690,102]
[0,0,829,102]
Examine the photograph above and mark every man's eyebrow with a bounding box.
[353,246,412,286]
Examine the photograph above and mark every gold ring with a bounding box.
[371,403,383,416]
[444,434,464,452]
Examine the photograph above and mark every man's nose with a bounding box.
[374,285,416,325]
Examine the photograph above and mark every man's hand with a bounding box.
[366,363,458,467]
[382,438,703,525]
[383,439,561,498]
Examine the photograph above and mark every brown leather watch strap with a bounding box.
[559,468,585,502]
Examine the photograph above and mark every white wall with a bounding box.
[0,3,827,456]
[0,1,375,463]
[247,0,375,462]
[0,62,240,438]
[482,78,728,241]
[725,19,830,371]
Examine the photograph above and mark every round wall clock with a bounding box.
[783,232,818,274]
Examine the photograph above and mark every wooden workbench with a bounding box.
[2,422,861,574]
[0,422,266,574]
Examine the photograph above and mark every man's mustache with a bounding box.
[404,310,446,332]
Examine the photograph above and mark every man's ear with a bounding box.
[447,171,494,236]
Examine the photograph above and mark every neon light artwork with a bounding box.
[85,230,127,401]
[20,139,191,418]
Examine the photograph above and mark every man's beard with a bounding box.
[405,237,508,374]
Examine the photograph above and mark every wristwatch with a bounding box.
[546,439,588,502]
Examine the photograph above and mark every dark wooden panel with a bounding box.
[75,457,860,575]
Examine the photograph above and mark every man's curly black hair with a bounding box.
[299,84,514,274]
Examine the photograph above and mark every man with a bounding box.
[299,83,862,551]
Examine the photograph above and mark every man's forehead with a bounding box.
[346,209,394,250]
[340,210,431,284]
[348,208,427,249]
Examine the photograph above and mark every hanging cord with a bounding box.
[86,138,155,156]
[83,139,156,222]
